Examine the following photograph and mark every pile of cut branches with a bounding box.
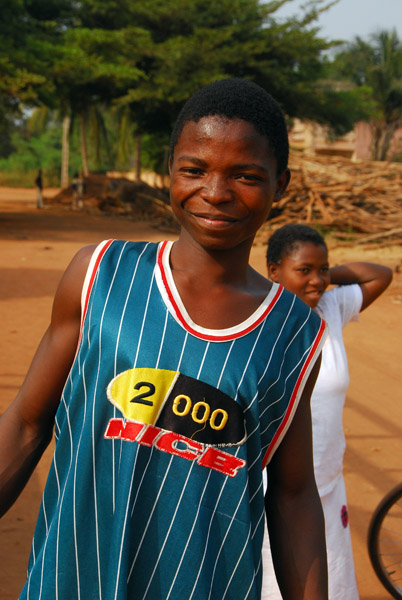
[265,152,402,248]
[51,174,178,232]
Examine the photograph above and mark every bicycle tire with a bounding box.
[368,481,402,599]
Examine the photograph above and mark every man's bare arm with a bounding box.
[0,245,96,517]
[266,357,328,600]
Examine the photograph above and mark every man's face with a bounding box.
[169,116,289,251]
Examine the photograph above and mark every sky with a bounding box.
[274,0,402,43]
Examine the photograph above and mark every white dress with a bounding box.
[262,284,362,600]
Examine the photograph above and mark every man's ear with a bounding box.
[274,168,291,202]
[168,155,173,175]
[267,262,281,282]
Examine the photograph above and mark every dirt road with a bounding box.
[1,187,401,599]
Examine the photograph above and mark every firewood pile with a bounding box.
[51,173,179,232]
[264,152,402,248]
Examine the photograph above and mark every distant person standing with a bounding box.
[35,169,44,209]
[72,171,84,210]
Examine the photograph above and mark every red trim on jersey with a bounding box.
[80,239,114,338]
[157,240,282,342]
[262,317,327,468]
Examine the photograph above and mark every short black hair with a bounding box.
[266,224,326,264]
[169,78,289,174]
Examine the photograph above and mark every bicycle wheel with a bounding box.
[368,482,402,599]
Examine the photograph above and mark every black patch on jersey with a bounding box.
[156,373,245,445]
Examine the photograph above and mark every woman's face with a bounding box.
[268,241,330,308]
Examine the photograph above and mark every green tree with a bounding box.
[0,0,79,181]
[333,29,402,159]
[57,25,147,173]
[116,0,367,145]
[0,0,149,184]
[0,0,46,156]
[1,0,375,182]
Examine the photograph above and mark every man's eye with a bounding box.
[181,167,203,175]
[237,174,261,182]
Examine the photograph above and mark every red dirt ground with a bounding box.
[1,187,401,599]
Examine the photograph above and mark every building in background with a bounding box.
[288,119,402,161]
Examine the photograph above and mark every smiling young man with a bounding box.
[0,78,328,599]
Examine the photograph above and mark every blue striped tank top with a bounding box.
[20,240,326,600]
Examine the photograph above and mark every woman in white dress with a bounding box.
[262,224,393,600]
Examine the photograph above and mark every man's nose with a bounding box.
[200,174,232,204]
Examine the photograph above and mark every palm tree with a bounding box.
[334,29,402,160]
[369,30,402,159]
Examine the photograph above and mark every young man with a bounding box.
[0,78,328,599]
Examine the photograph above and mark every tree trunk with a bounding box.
[135,135,142,181]
[370,123,382,160]
[371,122,399,161]
[378,123,398,161]
[60,114,70,188]
[80,113,89,176]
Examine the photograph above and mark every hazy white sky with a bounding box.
[275,0,402,43]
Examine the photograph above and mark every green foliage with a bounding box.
[0,109,169,181]
[0,120,82,184]
[114,0,350,138]
[331,29,402,159]
[1,0,387,182]
[0,124,64,184]
[141,132,170,173]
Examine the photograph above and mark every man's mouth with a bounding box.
[190,212,238,227]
